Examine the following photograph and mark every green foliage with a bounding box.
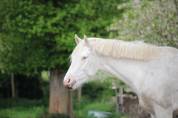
[82,81,114,100]
[109,0,178,47]
[0,0,123,74]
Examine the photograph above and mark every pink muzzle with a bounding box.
[63,75,76,89]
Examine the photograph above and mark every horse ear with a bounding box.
[84,35,88,45]
[84,35,91,48]
[75,34,81,44]
[84,34,87,40]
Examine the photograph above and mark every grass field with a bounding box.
[0,99,46,118]
[0,106,44,118]
[0,80,127,118]
[0,98,127,118]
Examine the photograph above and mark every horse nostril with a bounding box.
[68,78,71,83]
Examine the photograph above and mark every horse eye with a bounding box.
[82,56,87,60]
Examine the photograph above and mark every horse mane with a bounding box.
[88,38,161,60]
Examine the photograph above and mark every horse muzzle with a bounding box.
[63,77,76,89]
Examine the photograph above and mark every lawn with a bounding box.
[0,99,46,118]
[0,106,44,118]
[0,97,126,118]
[0,81,127,118]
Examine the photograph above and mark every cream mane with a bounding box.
[88,38,161,60]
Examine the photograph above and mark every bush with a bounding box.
[81,79,116,101]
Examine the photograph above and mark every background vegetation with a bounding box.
[0,0,177,118]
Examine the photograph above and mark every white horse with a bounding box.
[63,35,178,118]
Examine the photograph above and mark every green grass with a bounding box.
[0,106,44,118]
[0,80,127,118]
[74,102,111,118]
[0,99,46,118]
[74,96,127,118]
[0,96,126,118]
[73,81,128,118]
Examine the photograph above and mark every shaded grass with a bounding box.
[74,102,112,118]
[73,95,127,118]
[74,101,127,118]
[0,80,127,118]
[0,106,44,118]
[0,99,46,118]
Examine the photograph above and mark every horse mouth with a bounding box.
[66,86,73,89]
[65,80,77,90]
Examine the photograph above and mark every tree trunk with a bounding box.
[11,73,16,98]
[49,70,73,118]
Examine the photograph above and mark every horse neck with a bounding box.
[100,57,144,93]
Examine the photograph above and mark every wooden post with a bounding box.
[112,81,119,113]
[118,87,124,112]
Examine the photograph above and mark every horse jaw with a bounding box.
[72,78,89,90]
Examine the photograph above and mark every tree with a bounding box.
[10,73,16,98]
[49,70,73,117]
[109,0,178,47]
[0,0,73,116]
[174,0,178,15]
[0,0,122,117]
